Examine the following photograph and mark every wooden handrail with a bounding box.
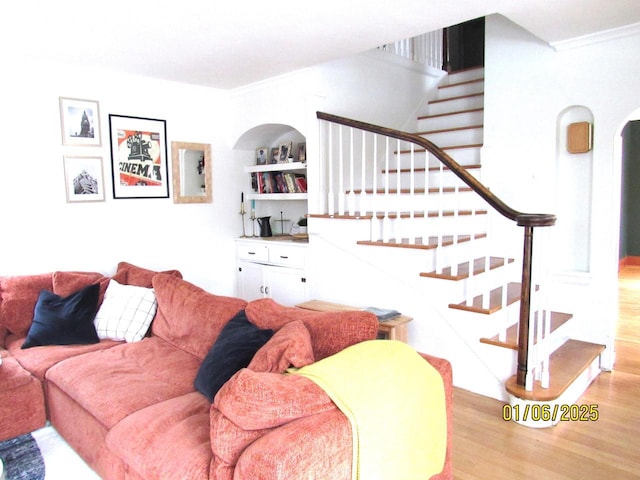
[317,111,556,228]
[317,111,557,388]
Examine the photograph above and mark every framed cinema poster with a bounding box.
[108,114,169,199]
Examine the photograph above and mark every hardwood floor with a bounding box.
[452,266,640,479]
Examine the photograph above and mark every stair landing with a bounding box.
[505,339,605,402]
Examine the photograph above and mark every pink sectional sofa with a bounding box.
[0,262,453,479]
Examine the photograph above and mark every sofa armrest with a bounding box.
[234,408,352,480]
[420,352,453,480]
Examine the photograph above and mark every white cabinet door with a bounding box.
[264,265,307,306]
[237,261,266,301]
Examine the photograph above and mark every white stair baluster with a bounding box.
[337,126,345,216]
[382,137,391,242]
[348,128,356,215]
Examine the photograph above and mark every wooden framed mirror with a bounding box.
[171,141,212,203]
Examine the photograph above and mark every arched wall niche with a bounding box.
[552,105,595,274]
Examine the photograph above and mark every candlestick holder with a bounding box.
[250,211,257,237]
[239,202,247,237]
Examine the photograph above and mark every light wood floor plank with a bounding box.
[452,266,640,479]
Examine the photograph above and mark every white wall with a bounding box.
[0,58,241,295]
[484,14,640,361]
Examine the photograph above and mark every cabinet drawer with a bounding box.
[237,243,269,262]
[268,245,305,267]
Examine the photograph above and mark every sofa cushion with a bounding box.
[22,283,100,349]
[52,271,110,305]
[93,280,157,342]
[151,274,246,359]
[0,273,53,336]
[45,336,201,429]
[106,393,211,480]
[245,298,379,360]
[111,261,182,288]
[5,334,121,382]
[194,310,273,402]
[248,320,314,373]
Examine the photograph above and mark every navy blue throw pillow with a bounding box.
[194,309,273,402]
[21,283,100,349]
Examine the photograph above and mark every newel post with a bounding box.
[516,225,535,387]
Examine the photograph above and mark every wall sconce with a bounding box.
[567,121,593,153]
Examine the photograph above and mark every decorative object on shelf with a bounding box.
[240,192,246,237]
[108,115,168,199]
[275,211,290,235]
[290,217,307,236]
[297,143,306,163]
[278,142,293,163]
[171,141,212,203]
[59,97,101,147]
[256,147,268,165]
[62,156,106,203]
[250,199,257,237]
[269,146,280,164]
[257,216,272,237]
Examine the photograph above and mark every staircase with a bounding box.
[312,67,606,427]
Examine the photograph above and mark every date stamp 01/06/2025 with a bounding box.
[502,403,599,423]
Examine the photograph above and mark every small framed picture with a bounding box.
[279,142,293,163]
[297,143,306,163]
[63,156,106,202]
[59,97,101,146]
[108,114,169,199]
[270,146,280,164]
[256,146,268,165]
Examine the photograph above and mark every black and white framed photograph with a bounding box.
[59,97,101,146]
[108,114,169,199]
[297,143,306,163]
[256,146,268,165]
[270,146,280,164]
[279,141,293,163]
[63,155,106,202]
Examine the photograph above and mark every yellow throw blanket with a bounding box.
[290,340,446,480]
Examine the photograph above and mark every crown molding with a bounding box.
[550,22,640,51]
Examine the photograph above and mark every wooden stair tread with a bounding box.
[399,143,483,155]
[417,107,483,120]
[416,124,484,136]
[355,187,473,194]
[356,233,487,250]
[420,256,514,281]
[479,311,573,350]
[505,340,605,401]
[384,164,481,174]
[448,282,523,314]
[429,92,484,104]
[309,210,487,220]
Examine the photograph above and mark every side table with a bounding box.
[295,299,413,343]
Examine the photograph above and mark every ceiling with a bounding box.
[2,0,640,89]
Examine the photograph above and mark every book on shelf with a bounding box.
[251,171,307,194]
[362,306,401,321]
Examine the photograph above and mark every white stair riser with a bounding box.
[382,169,482,188]
[422,127,483,148]
[394,146,482,166]
[428,94,484,115]
[417,109,484,131]
[437,80,485,100]
[443,68,485,84]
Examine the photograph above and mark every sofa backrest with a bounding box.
[151,274,247,359]
[0,273,53,337]
[245,298,379,360]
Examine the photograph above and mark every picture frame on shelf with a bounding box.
[63,155,106,203]
[297,143,306,163]
[59,97,101,147]
[108,114,169,199]
[279,141,293,163]
[270,146,280,164]
[256,146,268,165]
